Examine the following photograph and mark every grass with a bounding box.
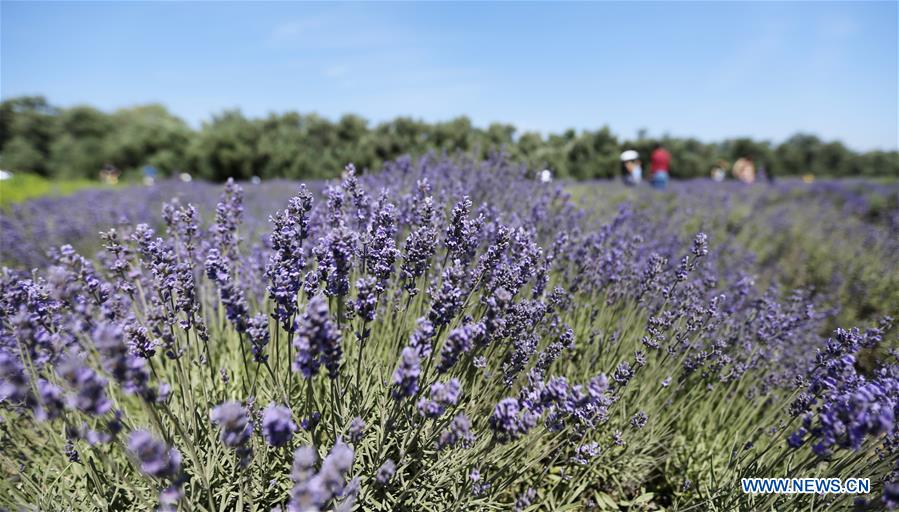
[0,173,107,208]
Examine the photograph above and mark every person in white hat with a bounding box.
[619,149,642,185]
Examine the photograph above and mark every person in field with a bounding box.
[732,156,756,184]
[711,160,728,182]
[649,143,671,189]
[619,149,642,186]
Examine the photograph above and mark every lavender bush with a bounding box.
[0,154,896,510]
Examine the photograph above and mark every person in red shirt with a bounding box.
[649,143,671,189]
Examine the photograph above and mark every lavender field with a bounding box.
[0,155,897,511]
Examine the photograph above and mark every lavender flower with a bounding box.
[613,361,633,386]
[57,356,112,416]
[437,323,485,373]
[262,403,297,447]
[470,467,491,496]
[318,440,354,501]
[631,411,648,429]
[290,440,354,511]
[392,347,422,400]
[205,248,249,332]
[211,401,253,465]
[314,225,356,298]
[0,350,30,405]
[437,413,476,450]
[127,430,181,480]
[366,202,400,292]
[445,196,483,262]
[408,318,435,359]
[35,379,64,421]
[291,445,318,483]
[293,296,342,379]
[514,488,536,511]
[348,277,378,323]
[428,262,467,328]
[573,443,601,465]
[417,378,462,418]
[211,401,253,446]
[93,322,151,398]
[490,398,535,443]
[347,416,366,444]
[301,412,322,432]
[376,459,396,485]
[692,232,709,257]
[213,178,244,257]
[247,314,270,363]
[400,223,438,295]
[267,185,314,328]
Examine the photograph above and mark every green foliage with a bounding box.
[2,95,898,182]
[0,173,105,208]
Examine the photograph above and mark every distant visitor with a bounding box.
[650,144,671,189]
[732,156,755,184]
[619,150,641,186]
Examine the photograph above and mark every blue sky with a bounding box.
[2,1,897,151]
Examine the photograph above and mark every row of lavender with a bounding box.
[4,169,898,332]
[0,154,896,510]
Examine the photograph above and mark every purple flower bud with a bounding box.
[267,186,314,329]
[247,314,270,363]
[314,225,356,298]
[692,232,709,257]
[573,443,601,465]
[438,323,484,373]
[787,428,807,448]
[301,412,321,431]
[400,225,438,296]
[319,440,355,504]
[210,401,253,465]
[127,430,181,479]
[93,322,151,398]
[293,296,342,379]
[292,445,318,483]
[57,356,112,416]
[391,347,422,400]
[262,403,297,447]
[445,196,483,262]
[376,458,396,485]
[514,488,537,512]
[213,178,244,257]
[408,318,435,359]
[35,379,64,421]
[631,411,648,429]
[348,278,378,323]
[613,361,633,386]
[470,467,491,496]
[437,413,475,450]
[428,262,467,328]
[0,350,30,405]
[347,416,366,444]
[204,248,249,332]
[490,398,533,443]
[417,379,462,418]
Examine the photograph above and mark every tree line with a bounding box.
[1,95,897,182]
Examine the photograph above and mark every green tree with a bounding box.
[0,96,59,175]
[188,110,261,181]
[105,104,192,175]
[48,105,114,178]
